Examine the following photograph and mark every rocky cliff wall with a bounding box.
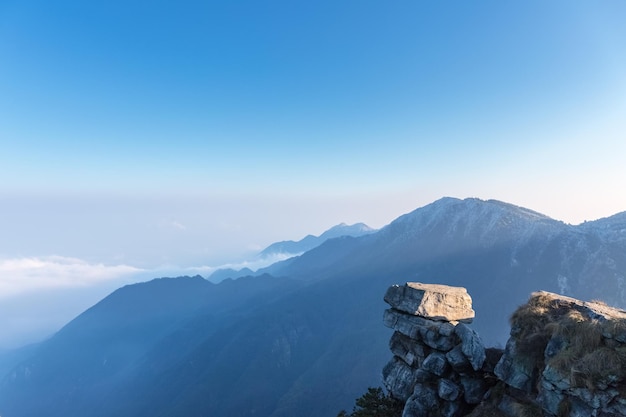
[382,282,626,417]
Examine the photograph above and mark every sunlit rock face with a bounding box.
[384,283,475,323]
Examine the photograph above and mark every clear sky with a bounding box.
[1,0,626,346]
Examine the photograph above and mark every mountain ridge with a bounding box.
[2,197,626,417]
[208,222,376,282]
[259,222,376,258]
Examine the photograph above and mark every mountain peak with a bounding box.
[259,222,376,257]
[382,197,565,250]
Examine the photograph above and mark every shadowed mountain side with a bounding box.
[262,198,626,345]
[0,274,302,417]
[96,275,392,417]
[0,345,38,385]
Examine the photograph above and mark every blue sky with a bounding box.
[1,0,626,346]
[3,0,624,198]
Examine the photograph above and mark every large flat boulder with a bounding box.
[384,282,475,323]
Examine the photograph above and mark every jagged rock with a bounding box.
[383,308,436,339]
[414,368,436,383]
[537,383,565,415]
[454,322,486,371]
[384,282,475,323]
[570,387,617,410]
[422,325,457,352]
[446,344,472,373]
[389,331,429,367]
[382,357,418,401]
[542,364,570,391]
[421,352,450,377]
[438,378,462,401]
[383,309,458,351]
[460,376,488,404]
[403,383,439,417]
[382,361,411,399]
[494,338,535,392]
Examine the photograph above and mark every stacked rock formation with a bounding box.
[382,283,498,417]
[382,284,626,417]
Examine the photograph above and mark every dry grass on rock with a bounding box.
[509,292,626,390]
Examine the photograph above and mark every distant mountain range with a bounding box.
[2,197,626,417]
[208,222,376,281]
[259,222,376,257]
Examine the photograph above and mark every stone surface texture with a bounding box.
[384,282,475,323]
[382,282,492,417]
[491,291,626,417]
[381,284,626,417]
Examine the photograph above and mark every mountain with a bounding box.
[267,198,626,341]
[207,267,254,282]
[0,274,303,417]
[259,222,376,257]
[2,197,626,417]
[207,222,376,282]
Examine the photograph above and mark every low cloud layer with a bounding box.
[183,252,298,279]
[0,256,142,299]
[0,253,302,349]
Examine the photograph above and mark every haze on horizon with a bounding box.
[1,0,626,348]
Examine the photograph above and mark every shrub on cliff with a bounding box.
[336,387,403,417]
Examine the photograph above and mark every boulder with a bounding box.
[494,338,535,392]
[383,309,458,351]
[541,364,570,391]
[383,308,433,339]
[446,344,472,373]
[384,282,475,323]
[403,383,439,416]
[421,352,450,377]
[383,357,419,401]
[389,331,428,367]
[454,322,486,371]
[414,368,436,383]
[438,378,462,401]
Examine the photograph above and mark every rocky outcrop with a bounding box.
[382,283,498,417]
[382,284,626,417]
[492,291,626,417]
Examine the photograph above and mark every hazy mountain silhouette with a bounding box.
[208,222,376,282]
[2,197,626,417]
[207,267,254,282]
[259,222,376,257]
